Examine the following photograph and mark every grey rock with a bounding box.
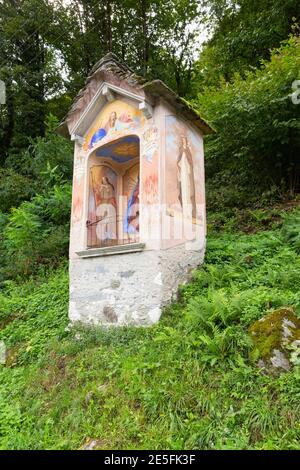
[270,349,291,371]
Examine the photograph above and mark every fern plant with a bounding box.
[281,206,300,253]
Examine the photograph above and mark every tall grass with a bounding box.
[0,206,299,449]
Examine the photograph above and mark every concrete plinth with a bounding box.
[69,244,205,326]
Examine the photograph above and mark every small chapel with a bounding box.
[57,53,212,326]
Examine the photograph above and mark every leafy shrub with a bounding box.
[0,206,299,450]
[0,395,23,440]
[0,212,8,279]
[5,115,73,187]
[0,168,35,213]
[3,184,71,278]
[281,205,300,253]
[28,114,73,186]
[0,115,73,281]
[197,36,300,211]
[0,265,69,365]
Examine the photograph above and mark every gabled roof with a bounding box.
[57,53,213,138]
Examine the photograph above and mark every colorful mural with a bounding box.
[165,116,202,224]
[96,135,139,163]
[142,126,158,163]
[84,100,145,151]
[84,107,203,248]
[88,165,118,246]
[123,164,140,236]
[140,125,159,242]
[141,125,159,206]
[177,135,196,220]
[72,172,84,224]
[72,148,86,225]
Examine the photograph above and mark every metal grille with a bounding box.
[86,214,139,248]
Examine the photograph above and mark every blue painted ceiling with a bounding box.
[96,135,139,164]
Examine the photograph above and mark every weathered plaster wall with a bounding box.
[160,101,206,251]
[70,141,87,257]
[69,242,205,326]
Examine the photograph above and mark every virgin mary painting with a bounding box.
[124,177,140,235]
[89,111,138,148]
[123,165,140,238]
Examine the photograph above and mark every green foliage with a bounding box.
[249,307,300,360]
[0,395,23,440]
[281,205,300,252]
[0,265,68,362]
[196,36,300,210]
[0,0,60,163]
[0,212,8,285]
[5,114,73,183]
[0,0,204,165]
[2,184,71,278]
[27,114,73,186]
[194,0,300,90]
[0,114,73,280]
[0,0,300,451]
[0,206,299,449]
[0,169,35,213]
[206,202,299,234]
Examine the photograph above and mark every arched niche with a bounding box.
[86,135,140,248]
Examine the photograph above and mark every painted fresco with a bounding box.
[72,173,84,224]
[96,135,139,164]
[141,126,159,206]
[142,126,158,164]
[140,125,159,242]
[177,135,196,220]
[72,148,86,225]
[88,165,118,246]
[84,100,145,151]
[123,164,140,236]
[165,116,203,224]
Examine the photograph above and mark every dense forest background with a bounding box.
[0,0,299,280]
[1,1,300,450]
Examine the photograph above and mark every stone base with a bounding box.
[69,242,205,326]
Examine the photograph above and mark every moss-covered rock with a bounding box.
[249,307,300,374]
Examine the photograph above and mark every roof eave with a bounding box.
[56,56,214,140]
[56,120,70,139]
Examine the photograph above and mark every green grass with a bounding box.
[0,207,299,450]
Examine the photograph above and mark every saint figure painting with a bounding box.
[177,136,196,220]
[123,164,140,238]
[89,166,118,245]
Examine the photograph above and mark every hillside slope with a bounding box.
[0,207,299,450]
